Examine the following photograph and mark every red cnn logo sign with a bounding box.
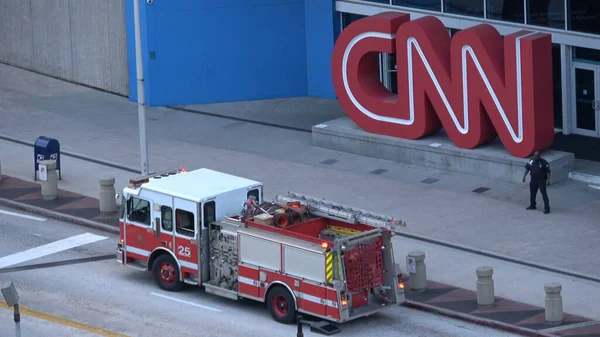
[331,12,554,158]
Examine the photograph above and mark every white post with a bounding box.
[545,282,563,325]
[476,266,495,307]
[133,0,149,175]
[39,160,58,200]
[407,251,427,291]
[99,177,117,214]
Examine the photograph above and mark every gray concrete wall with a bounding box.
[0,0,128,96]
[312,117,576,184]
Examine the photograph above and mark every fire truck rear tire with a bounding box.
[266,286,296,324]
[152,254,183,292]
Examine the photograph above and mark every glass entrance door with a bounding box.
[572,65,600,137]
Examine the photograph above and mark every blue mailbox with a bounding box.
[34,136,61,180]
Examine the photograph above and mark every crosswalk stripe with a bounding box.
[0,209,46,222]
[0,233,108,269]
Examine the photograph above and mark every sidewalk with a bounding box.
[1,64,600,280]
[2,164,600,337]
[2,62,600,336]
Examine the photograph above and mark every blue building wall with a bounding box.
[126,0,336,106]
[303,0,338,99]
[125,0,152,104]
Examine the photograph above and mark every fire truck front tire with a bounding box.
[266,286,296,324]
[152,254,183,292]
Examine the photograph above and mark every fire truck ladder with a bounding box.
[275,192,406,231]
[128,167,186,187]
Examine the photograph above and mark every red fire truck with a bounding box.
[116,168,406,326]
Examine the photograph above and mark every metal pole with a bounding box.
[14,304,21,337]
[133,0,149,175]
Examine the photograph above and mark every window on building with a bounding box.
[364,0,390,4]
[449,28,462,37]
[486,0,525,23]
[161,206,173,231]
[385,53,397,94]
[126,197,151,226]
[444,0,484,17]
[574,47,600,64]
[527,0,565,29]
[176,209,195,237]
[567,0,600,35]
[392,0,441,11]
[203,201,216,228]
[341,12,367,29]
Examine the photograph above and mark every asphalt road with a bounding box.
[0,206,524,337]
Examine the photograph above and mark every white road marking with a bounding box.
[589,184,600,191]
[150,292,222,312]
[0,209,46,222]
[0,233,108,269]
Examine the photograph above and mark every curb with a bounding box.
[569,171,600,185]
[403,300,557,337]
[393,231,600,284]
[0,197,119,235]
[0,133,140,174]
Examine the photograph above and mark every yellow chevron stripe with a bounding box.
[325,252,333,281]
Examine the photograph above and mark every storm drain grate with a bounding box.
[472,187,490,193]
[420,178,439,184]
[320,159,338,165]
[370,168,388,175]
[309,321,342,335]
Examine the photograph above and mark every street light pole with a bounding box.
[133,0,149,175]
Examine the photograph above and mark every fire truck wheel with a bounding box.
[266,286,296,324]
[152,254,183,292]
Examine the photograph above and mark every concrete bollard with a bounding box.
[39,159,58,200]
[99,177,117,214]
[545,282,563,325]
[476,266,495,307]
[408,251,427,291]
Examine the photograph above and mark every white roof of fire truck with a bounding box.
[126,168,262,202]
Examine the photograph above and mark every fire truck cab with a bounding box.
[117,168,406,326]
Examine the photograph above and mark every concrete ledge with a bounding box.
[403,300,558,337]
[312,117,575,184]
[569,171,600,185]
[0,197,119,235]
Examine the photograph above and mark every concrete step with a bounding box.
[569,171,600,188]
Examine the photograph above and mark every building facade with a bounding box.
[124,0,340,106]
[0,0,129,96]
[1,1,598,160]
[122,0,599,160]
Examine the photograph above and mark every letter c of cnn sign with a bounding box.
[331,12,555,158]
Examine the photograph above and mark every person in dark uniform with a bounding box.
[522,151,551,214]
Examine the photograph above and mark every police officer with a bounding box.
[522,151,551,214]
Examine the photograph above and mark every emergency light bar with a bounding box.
[129,167,185,186]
